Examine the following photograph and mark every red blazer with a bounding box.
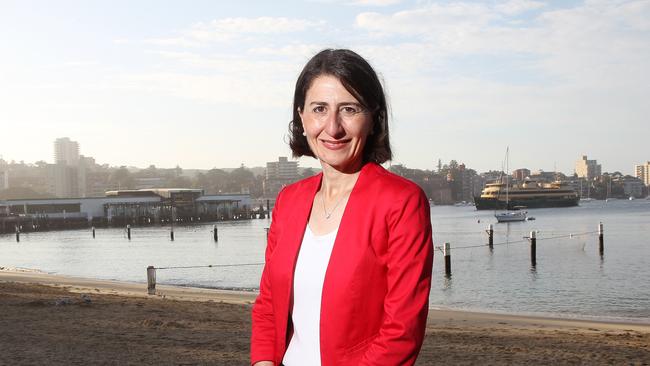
[251,162,433,365]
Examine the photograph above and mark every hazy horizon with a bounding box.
[2,1,648,175]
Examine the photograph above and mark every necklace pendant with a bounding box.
[325,213,332,219]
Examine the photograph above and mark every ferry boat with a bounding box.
[474,180,579,210]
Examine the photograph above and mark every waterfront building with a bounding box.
[77,155,98,198]
[50,138,82,197]
[0,188,253,233]
[54,137,80,166]
[575,155,601,180]
[0,159,8,190]
[263,157,299,198]
[512,168,531,182]
[47,163,79,198]
[0,171,8,190]
[457,164,481,202]
[480,171,503,185]
[634,162,650,186]
[614,176,645,198]
[529,170,566,183]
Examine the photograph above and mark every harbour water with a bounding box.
[1,199,649,322]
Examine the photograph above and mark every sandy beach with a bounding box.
[1,270,648,365]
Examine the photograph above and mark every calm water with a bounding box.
[2,199,649,322]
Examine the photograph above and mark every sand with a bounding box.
[1,270,649,365]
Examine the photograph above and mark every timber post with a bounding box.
[444,242,451,277]
[147,266,156,295]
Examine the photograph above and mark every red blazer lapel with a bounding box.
[282,173,322,296]
[272,172,322,356]
[320,163,381,362]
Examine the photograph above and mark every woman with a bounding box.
[251,49,433,366]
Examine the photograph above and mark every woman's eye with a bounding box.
[313,106,326,113]
[341,106,362,116]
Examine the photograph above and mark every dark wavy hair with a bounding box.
[288,49,392,164]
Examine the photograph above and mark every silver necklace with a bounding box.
[321,190,347,219]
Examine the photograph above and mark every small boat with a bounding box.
[495,211,528,222]
[493,147,528,223]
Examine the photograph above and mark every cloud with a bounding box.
[354,1,650,74]
[349,0,402,6]
[355,3,495,40]
[495,0,546,15]
[247,44,324,59]
[348,0,650,137]
[190,17,322,35]
[147,17,325,46]
[309,0,401,5]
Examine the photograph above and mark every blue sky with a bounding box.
[1,0,648,174]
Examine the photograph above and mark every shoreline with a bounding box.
[2,268,649,332]
[2,270,649,365]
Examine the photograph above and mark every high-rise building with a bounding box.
[47,163,79,198]
[50,138,82,197]
[54,137,80,166]
[0,158,8,190]
[266,157,298,181]
[0,170,8,190]
[264,157,299,197]
[575,155,601,180]
[634,161,650,186]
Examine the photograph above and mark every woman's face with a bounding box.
[299,75,373,173]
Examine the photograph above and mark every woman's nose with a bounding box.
[324,110,345,138]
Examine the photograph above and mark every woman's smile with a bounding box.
[320,138,351,150]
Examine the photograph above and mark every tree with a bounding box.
[108,167,135,190]
[201,169,229,194]
[168,176,192,188]
[227,165,255,193]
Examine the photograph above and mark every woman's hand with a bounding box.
[253,362,274,366]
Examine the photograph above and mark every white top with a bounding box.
[282,226,337,366]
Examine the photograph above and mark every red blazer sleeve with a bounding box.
[250,188,284,365]
[360,188,433,365]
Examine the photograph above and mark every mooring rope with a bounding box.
[155,262,264,270]
[434,230,599,252]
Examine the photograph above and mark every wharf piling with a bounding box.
[170,207,175,241]
[598,222,604,256]
[92,226,96,239]
[213,225,218,242]
[15,226,20,243]
[147,266,156,295]
[486,224,494,249]
[529,231,537,267]
[126,225,131,240]
[444,242,452,277]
